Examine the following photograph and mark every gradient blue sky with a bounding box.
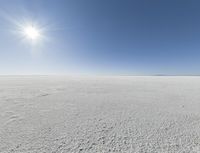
[0,0,200,75]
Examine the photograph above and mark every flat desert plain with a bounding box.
[1,76,200,153]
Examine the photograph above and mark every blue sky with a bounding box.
[0,0,200,75]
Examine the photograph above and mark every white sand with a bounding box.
[1,76,200,153]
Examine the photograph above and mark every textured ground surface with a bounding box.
[1,76,200,153]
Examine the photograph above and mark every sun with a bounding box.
[24,26,40,40]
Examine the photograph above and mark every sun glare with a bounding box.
[24,26,40,40]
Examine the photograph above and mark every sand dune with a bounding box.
[1,76,200,152]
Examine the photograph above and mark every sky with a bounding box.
[0,0,200,75]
